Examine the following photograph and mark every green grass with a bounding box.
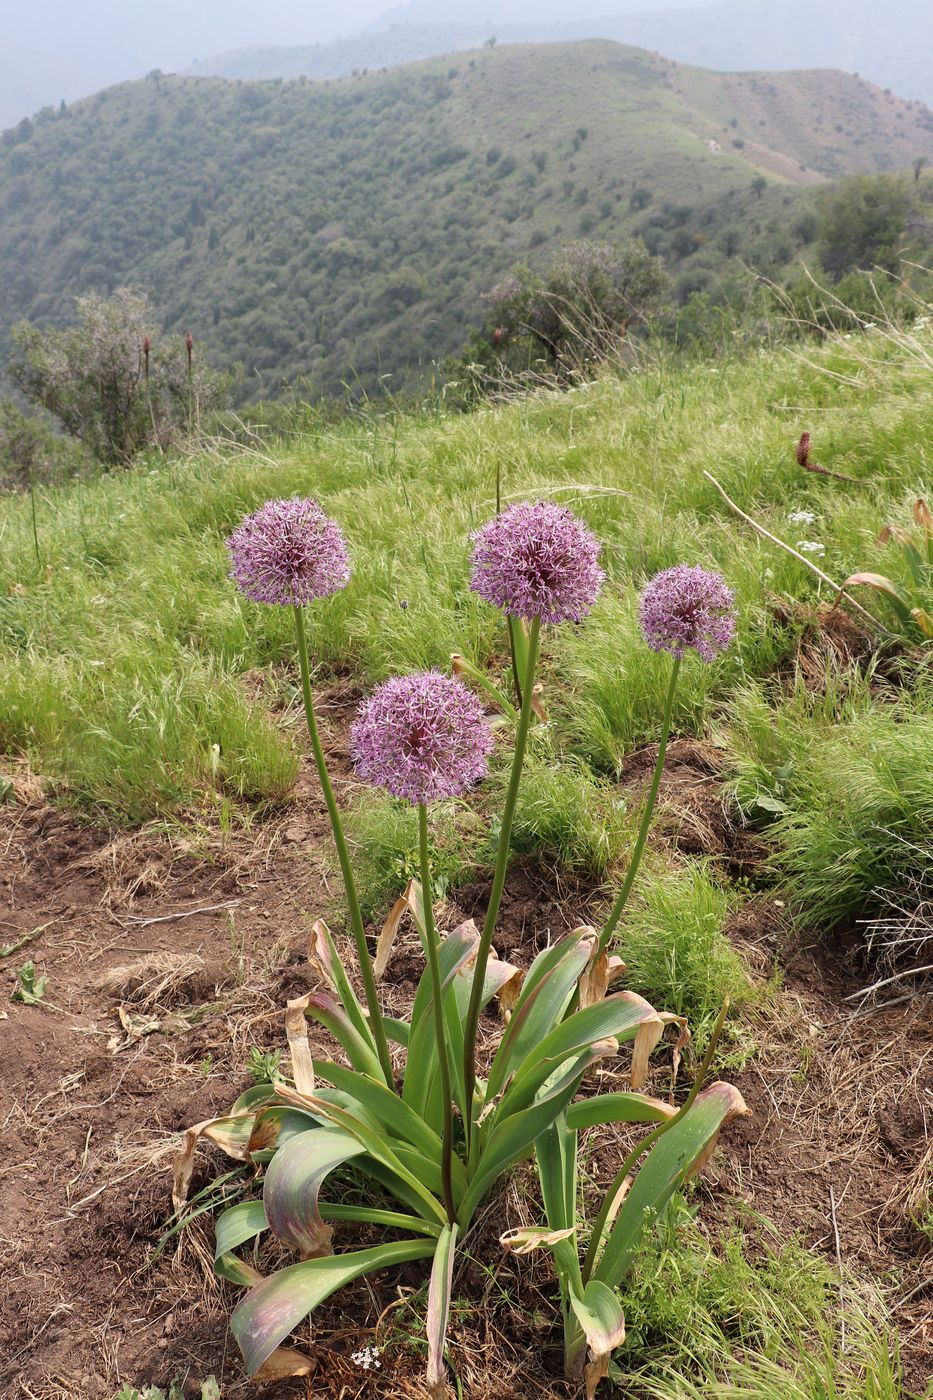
[615,862,753,1048]
[728,672,933,928]
[1,326,931,825]
[616,1204,915,1399]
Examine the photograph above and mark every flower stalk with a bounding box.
[462,614,541,1137]
[598,655,681,955]
[293,604,394,1086]
[418,803,457,1222]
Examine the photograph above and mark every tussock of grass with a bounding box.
[504,734,630,877]
[618,1206,913,1399]
[346,794,486,919]
[615,862,753,1047]
[729,677,933,928]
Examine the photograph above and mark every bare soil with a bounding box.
[1,704,930,1399]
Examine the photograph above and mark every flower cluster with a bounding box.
[351,671,493,804]
[227,497,350,606]
[351,1345,382,1371]
[639,564,736,662]
[470,500,604,623]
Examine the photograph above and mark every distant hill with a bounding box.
[2,40,932,401]
[191,0,933,106]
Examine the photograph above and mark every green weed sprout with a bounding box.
[836,497,933,639]
[176,499,747,1397]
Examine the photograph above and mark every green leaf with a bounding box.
[496,992,661,1121]
[486,931,593,1099]
[566,1092,676,1132]
[11,959,48,1005]
[460,1048,607,1226]
[570,1281,627,1400]
[263,1127,366,1258]
[309,919,376,1055]
[403,919,477,1124]
[426,1223,458,1398]
[231,1239,435,1375]
[594,1082,748,1287]
[215,1199,268,1262]
[302,993,384,1080]
[313,1059,446,1162]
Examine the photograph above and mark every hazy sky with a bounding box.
[0,0,722,128]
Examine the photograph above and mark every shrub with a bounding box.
[9,288,233,465]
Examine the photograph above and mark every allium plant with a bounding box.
[178,503,746,1397]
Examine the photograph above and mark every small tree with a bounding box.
[482,239,667,377]
[817,174,909,278]
[9,288,232,465]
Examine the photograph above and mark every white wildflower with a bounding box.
[796,540,825,556]
[352,1345,382,1371]
[787,510,816,526]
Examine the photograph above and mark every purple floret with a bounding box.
[469,500,604,624]
[639,565,736,662]
[226,497,350,606]
[351,672,493,805]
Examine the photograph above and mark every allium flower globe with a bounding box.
[227,497,350,606]
[351,672,493,805]
[639,565,736,662]
[470,500,604,624]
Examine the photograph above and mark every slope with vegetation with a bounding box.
[0,321,931,1397]
[190,0,933,108]
[2,41,933,402]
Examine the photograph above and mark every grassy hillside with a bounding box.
[1,324,932,1397]
[2,40,933,401]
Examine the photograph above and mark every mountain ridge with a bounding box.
[2,40,931,401]
[188,0,933,106]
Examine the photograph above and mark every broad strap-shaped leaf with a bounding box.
[313,1059,448,1163]
[570,1281,626,1400]
[374,891,410,980]
[459,1044,616,1226]
[594,1082,750,1287]
[272,1081,448,1226]
[231,1239,435,1375]
[835,572,914,624]
[248,1104,325,1161]
[451,651,519,721]
[308,919,377,1058]
[403,918,478,1124]
[173,1111,258,1211]
[534,1116,584,1296]
[911,606,933,638]
[566,1092,676,1132]
[495,992,662,1121]
[500,1225,576,1255]
[264,1126,366,1259]
[486,930,594,1099]
[578,946,626,1009]
[426,1223,458,1399]
[300,992,384,1081]
[215,1199,269,1264]
[285,996,316,1096]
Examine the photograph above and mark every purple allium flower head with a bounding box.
[639,565,736,663]
[469,500,604,623]
[226,497,350,606]
[351,671,493,805]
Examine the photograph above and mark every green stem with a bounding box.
[28,469,41,572]
[292,605,394,1086]
[419,803,457,1223]
[581,997,731,1284]
[462,615,542,1140]
[598,656,681,956]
